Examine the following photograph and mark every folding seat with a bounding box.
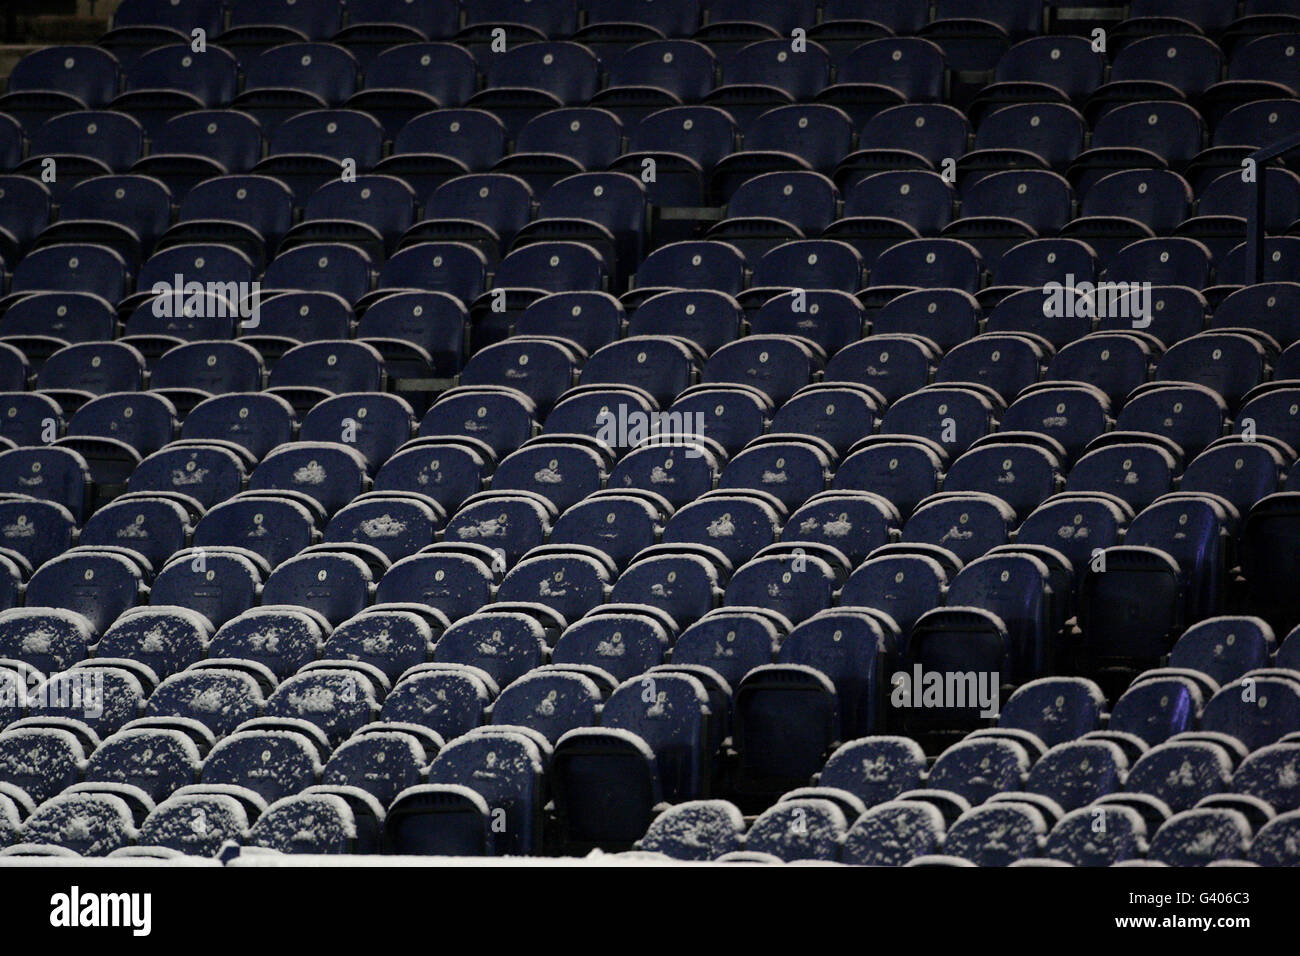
[96,607,213,681]
[321,729,427,807]
[747,289,864,359]
[499,109,625,194]
[840,798,945,866]
[126,443,247,512]
[0,177,53,263]
[0,608,93,676]
[264,665,385,747]
[383,111,507,204]
[259,551,374,628]
[969,103,1086,178]
[740,799,846,862]
[179,392,296,462]
[375,549,497,623]
[1091,285,1207,353]
[232,43,359,132]
[27,111,144,175]
[426,731,546,855]
[471,42,600,135]
[79,494,191,569]
[944,170,1074,264]
[223,0,343,40]
[0,723,89,805]
[33,175,165,268]
[901,493,1016,567]
[705,172,840,263]
[667,608,778,690]
[1219,237,1300,287]
[982,34,1104,105]
[938,334,1046,404]
[1041,804,1148,867]
[144,668,266,739]
[383,783,495,855]
[269,338,385,400]
[492,241,606,300]
[820,38,944,127]
[1072,102,1204,191]
[1156,332,1266,413]
[1087,35,1223,119]
[1116,383,1226,461]
[998,385,1110,468]
[782,492,896,567]
[724,549,838,625]
[945,442,1060,522]
[870,239,983,295]
[1047,333,1154,409]
[941,802,1047,867]
[708,38,829,121]
[245,441,370,518]
[25,549,144,637]
[151,342,265,401]
[715,435,833,513]
[138,791,251,856]
[637,800,745,861]
[199,723,322,803]
[575,337,694,410]
[712,107,854,198]
[417,174,535,267]
[482,440,602,514]
[4,45,120,111]
[765,387,879,461]
[0,391,66,450]
[323,608,433,683]
[430,611,547,691]
[730,663,839,805]
[545,493,658,572]
[1234,741,1300,813]
[564,671,710,810]
[29,662,146,739]
[621,291,740,357]
[442,492,553,566]
[830,437,946,521]
[606,442,720,513]
[363,244,486,319]
[282,176,417,263]
[1024,739,1129,813]
[993,678,1103,751]
[373,437,493,516]
[0,445,93,524]
[260,245,373,306]
[490,668,603,745]
[1108,674,1206,746]
[171,175,296,262]
[1211,82,1297,149]
[1100,237,1212,291]
[121,43,238,107]
[813,737,926,813]
[628,242,747,305]
[925,736,1032,805]
[1196,168,1300,244]
[1074,170,1192,248]
[205,606,325,683]
[1213,283,1300,349]
[497,550,614,622]
[1148,808,1252,866]
[380,664,493,739]
[703,336,820,408]
[551,608,670,686]
[614,106,738,211]
[1249,809,1300,866]
[10,244,129,306]
[514,172,647,288]
[247,791,363,855]
[150,548,265,628]
[193,495,317,570]
[610,552,723,628]
[19,792,139,857]
[346,44,475,143]
[297,394,414,477]
[881,386,997,459]
[850,104,970,179]
[1182,441,1286,518]
[1202,676,1300,751]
